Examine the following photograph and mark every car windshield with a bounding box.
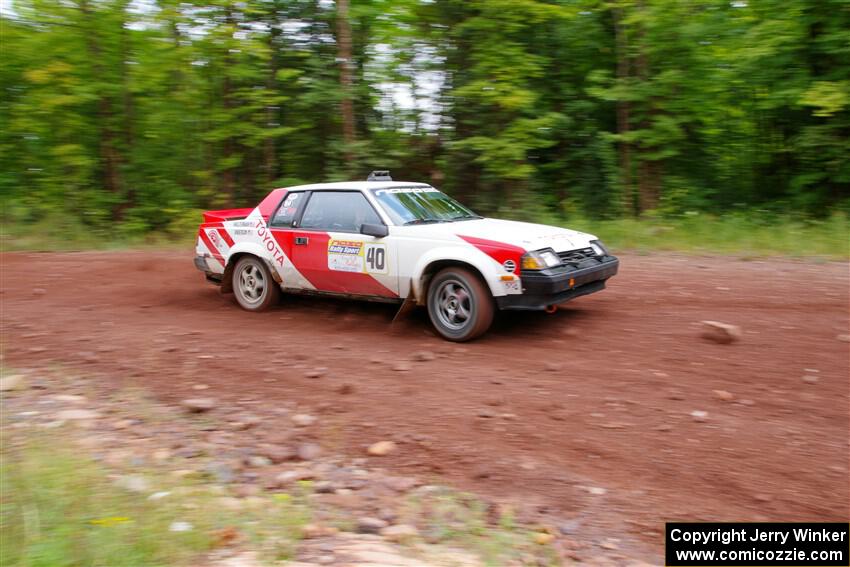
[371,187,481,225]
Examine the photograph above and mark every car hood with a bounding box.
[404,218,597,252]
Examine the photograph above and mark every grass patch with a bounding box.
[1,214,196,252]
[561,212,850,259]
[3,209,848,259]
[0,429,311,566]
[0,430,556,567]
[0,373,564,567]
[398,487,559,566]
[1,432,210,566]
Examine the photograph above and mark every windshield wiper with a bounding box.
[449,214,484,221]
[403,218,447,225]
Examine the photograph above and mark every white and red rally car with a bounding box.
[194,171,619,341]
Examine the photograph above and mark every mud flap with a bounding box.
[391,296,417,324]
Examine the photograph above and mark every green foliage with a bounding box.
[1,0,847,235]
[562,212,850,259]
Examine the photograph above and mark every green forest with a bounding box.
[2,0,849,250]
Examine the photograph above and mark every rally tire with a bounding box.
[427,267,494,342]
[232,256,280,312]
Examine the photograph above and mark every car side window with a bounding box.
[270,192,304,227]
[299,192,382,232]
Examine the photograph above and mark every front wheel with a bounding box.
[427,267,494,342]
[232,256,280,312]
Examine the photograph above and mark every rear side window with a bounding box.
[299,191,381,232]
[271,192,304,227]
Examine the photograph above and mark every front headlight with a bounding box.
[590,239,608,256]
[521,249,562,270]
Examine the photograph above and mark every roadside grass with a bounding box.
[0,430,560,567]
[0,214,197,252]
[0,394,560,567]
[559,212,849,260]
[3,212,847,259]
[0,428,311,566]
[398,488,559,566]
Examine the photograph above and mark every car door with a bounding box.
[267,190,315,291]
[290,190,398,299]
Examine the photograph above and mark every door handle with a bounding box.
[295,236,309,245]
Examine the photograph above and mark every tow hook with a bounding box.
[545,304,558,314]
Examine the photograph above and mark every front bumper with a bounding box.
[496,255,619,311]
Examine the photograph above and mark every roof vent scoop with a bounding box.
[367,170,392,181]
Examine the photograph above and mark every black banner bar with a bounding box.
[666,522,849,566]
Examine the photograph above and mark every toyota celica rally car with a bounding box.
[194,171,619,341]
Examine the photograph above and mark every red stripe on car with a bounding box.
[198,229,225,266]
[273,229,397,298]
[458,235,526,275]
[216,227,235,247]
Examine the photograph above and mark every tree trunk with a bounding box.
[613,6,635,216]
[264,21,281,186]
[220,3,236,205]
[78,0,123,218]
[336,0,356,169]
[634,0,660,214]
[118,1,135,216]
[637,160,662,212]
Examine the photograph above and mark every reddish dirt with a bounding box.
[2,251,848,556]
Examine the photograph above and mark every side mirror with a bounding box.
[360,223,389,238]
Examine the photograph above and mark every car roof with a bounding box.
[278,181,432,192]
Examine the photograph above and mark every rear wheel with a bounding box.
[232,256,280,312]
[427,267,494,342]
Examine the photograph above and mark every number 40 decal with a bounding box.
[365,244,387,274]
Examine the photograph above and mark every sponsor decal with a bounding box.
[204,225,235,249]
[502,259,516,273]
[327,239,387,274]
[502,280,520,293]
[374,187,439,196]
[329,240,363,255]
[272,193,303,225]
[254,219,286,267]
[207,228,223,250]
[327,239,364,273]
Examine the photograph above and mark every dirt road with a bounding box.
[2,250,848,555]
